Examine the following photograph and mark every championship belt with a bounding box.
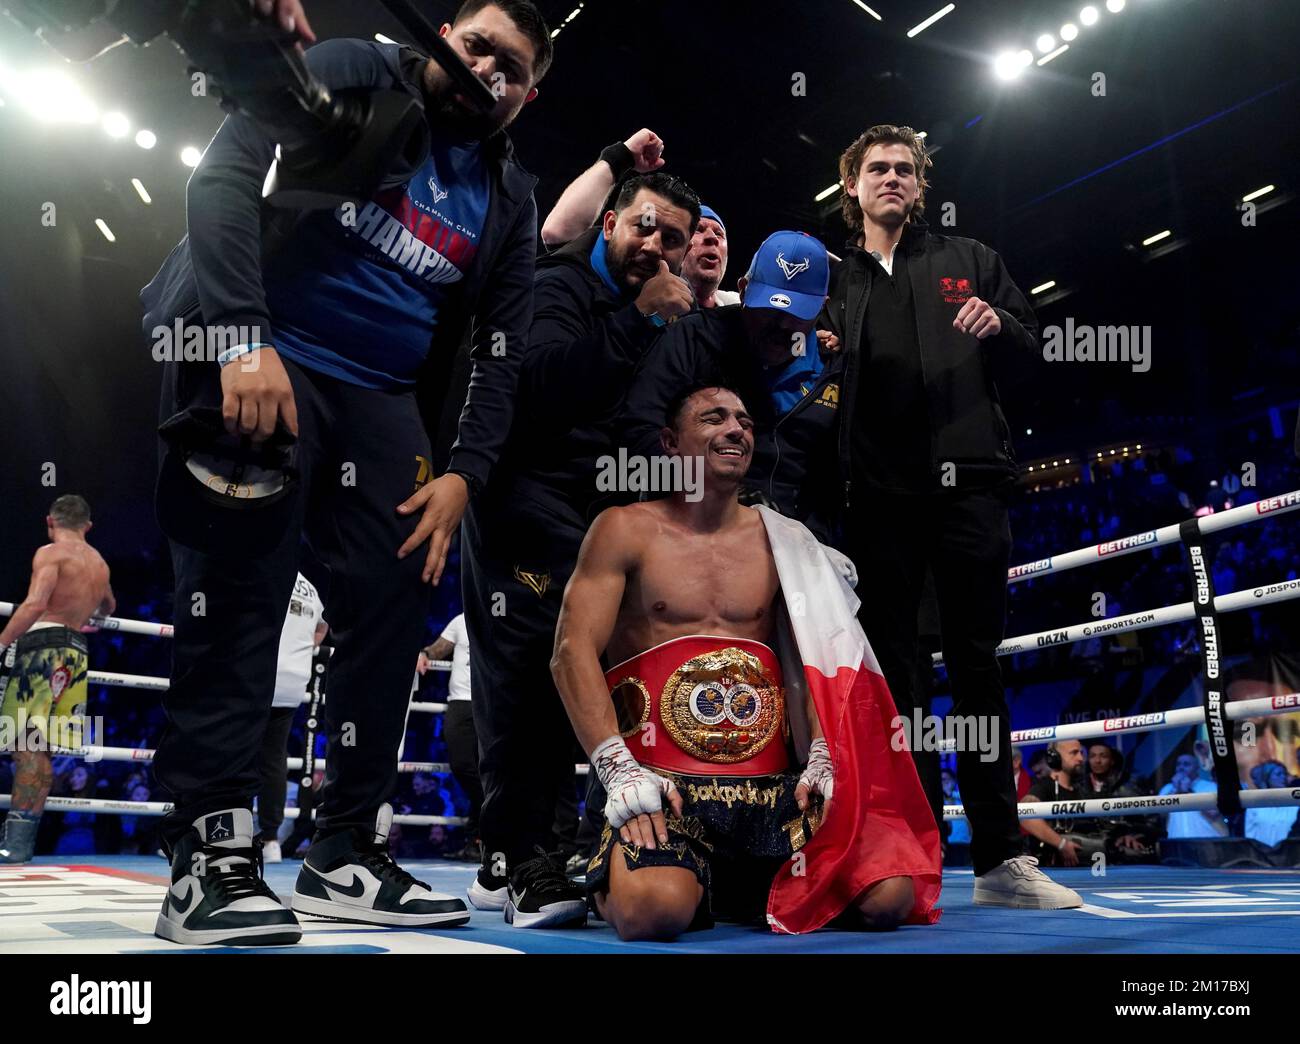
[605,635,788,777]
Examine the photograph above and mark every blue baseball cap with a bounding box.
[742,230,829,321]
[698,205,726,232]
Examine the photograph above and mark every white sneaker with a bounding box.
[467,871,509,911]
[154,809,301,946]
[290,806,468,928]
[973,855,1083,909]
[262,840,282,863]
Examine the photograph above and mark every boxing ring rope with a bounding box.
[943,693,1300,750]
[0,794,464,827]
[1003,488,1300,583]
[35,743,591,777]
[934,577,1300,664]
[3,488,1299,833]
[943,787,1300,823]
[0,604,174,638]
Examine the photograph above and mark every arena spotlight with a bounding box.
[180,145,202,167]
[1036,34,1055,53]
[102,110,129,137]
[993,50,1024,80]
[135,128,157,149]
[1060,22,1079,41]
[1106,0,1125,12]
[1080,6,1099,26]
[3,66,97,123]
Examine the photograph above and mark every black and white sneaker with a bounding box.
[505,848,587,929]
[291,804,469,928]
[154,808,302,947]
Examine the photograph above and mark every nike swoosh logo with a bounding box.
[307,865,367,899]
[169,880,199,917]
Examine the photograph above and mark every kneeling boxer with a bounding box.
[550,385,940,940]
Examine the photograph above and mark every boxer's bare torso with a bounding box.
[27,541,111,631]
[604,499,779,667]
[552,386,788,758]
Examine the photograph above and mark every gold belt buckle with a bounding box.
[662,647,784,764]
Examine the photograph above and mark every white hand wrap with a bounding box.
[798,737,834,803]
[591,735,677,830]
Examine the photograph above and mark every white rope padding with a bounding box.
[1005,489,1300,583]
[0,603,174,638]
[40,745,591,776]
[0,794,467,827]
[945,786,1300,821]
[87,671,170,692]
[934,691,1300,751]
[935,574,1300,665]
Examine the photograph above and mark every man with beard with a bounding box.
[540,130,738,307]
[1022,741,1100,868]
[141,0,552,946]
[1022,740,1153,865]
[463,171,699,928]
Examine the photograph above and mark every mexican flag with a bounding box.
[757,506,942,933]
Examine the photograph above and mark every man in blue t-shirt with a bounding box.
[144,1,554,947]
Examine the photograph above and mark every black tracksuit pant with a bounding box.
[460,499,584,878]
[442,700,484,838]
[844,487,1022,875]
[256,705,297,840]
[154,356,431,849]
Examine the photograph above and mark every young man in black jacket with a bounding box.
[823,124,1080,909]
[141,1,552,945]
[462,171,699,927]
